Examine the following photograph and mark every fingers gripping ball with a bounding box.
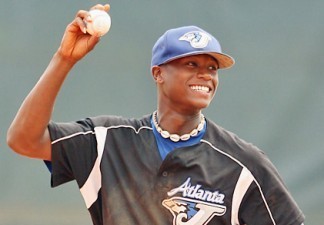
[86,10,111,37]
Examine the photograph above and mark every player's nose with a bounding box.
[197,70,213,80]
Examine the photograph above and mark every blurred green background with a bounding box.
[1,1,323,224]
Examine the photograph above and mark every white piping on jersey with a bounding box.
[104,124,153,133]
[200,139,277,225]
[231,167,254,225]
[78,124,152,209]
[80,126,107,208]
[51,130,95,144]
[51,125,153,145]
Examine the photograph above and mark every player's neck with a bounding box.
[155,109,203,136]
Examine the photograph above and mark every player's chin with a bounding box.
[197,95,214,107]
[191,99,212,110]
[200,102,211,109]
[184,94,214,110]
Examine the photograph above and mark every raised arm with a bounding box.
[7,4,110,161]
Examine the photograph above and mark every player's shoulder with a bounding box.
[89,113,152,129]
[204,118,267,164]
[204,119,281,181]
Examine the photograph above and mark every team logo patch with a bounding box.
[162,177,226,225]
[179,31,211,48]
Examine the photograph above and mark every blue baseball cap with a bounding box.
[151,26,235,69]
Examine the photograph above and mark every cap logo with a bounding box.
[179,31,211,48]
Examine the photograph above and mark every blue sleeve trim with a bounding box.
[44,160,52,173]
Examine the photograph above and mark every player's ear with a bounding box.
[151,66,164,84]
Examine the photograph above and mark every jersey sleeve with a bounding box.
[203,120,305,224]
[238,150,305,225]
[47,118,98,188]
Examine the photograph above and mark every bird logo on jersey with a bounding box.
[179,31,212,48]
[162,177,226,225]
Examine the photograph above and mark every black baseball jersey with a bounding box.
[48,114,304,225]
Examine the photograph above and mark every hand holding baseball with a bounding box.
[84,9,111,37]
[57,4,110,63]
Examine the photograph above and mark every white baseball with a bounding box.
[86,10,111,37]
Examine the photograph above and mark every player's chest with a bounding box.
[153,146,243,224]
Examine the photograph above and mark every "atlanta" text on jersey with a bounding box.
[167,177,225,204]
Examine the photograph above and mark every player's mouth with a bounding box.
[190,85,211,93]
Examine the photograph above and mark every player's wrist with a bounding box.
[53,50,78,68]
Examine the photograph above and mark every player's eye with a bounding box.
[208,65,218,71]
[186,61,197,67]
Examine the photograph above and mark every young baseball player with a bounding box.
[7,4,305,225]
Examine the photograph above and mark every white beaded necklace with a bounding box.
[152,111,205,142]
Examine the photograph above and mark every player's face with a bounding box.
[158,54,219,112]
